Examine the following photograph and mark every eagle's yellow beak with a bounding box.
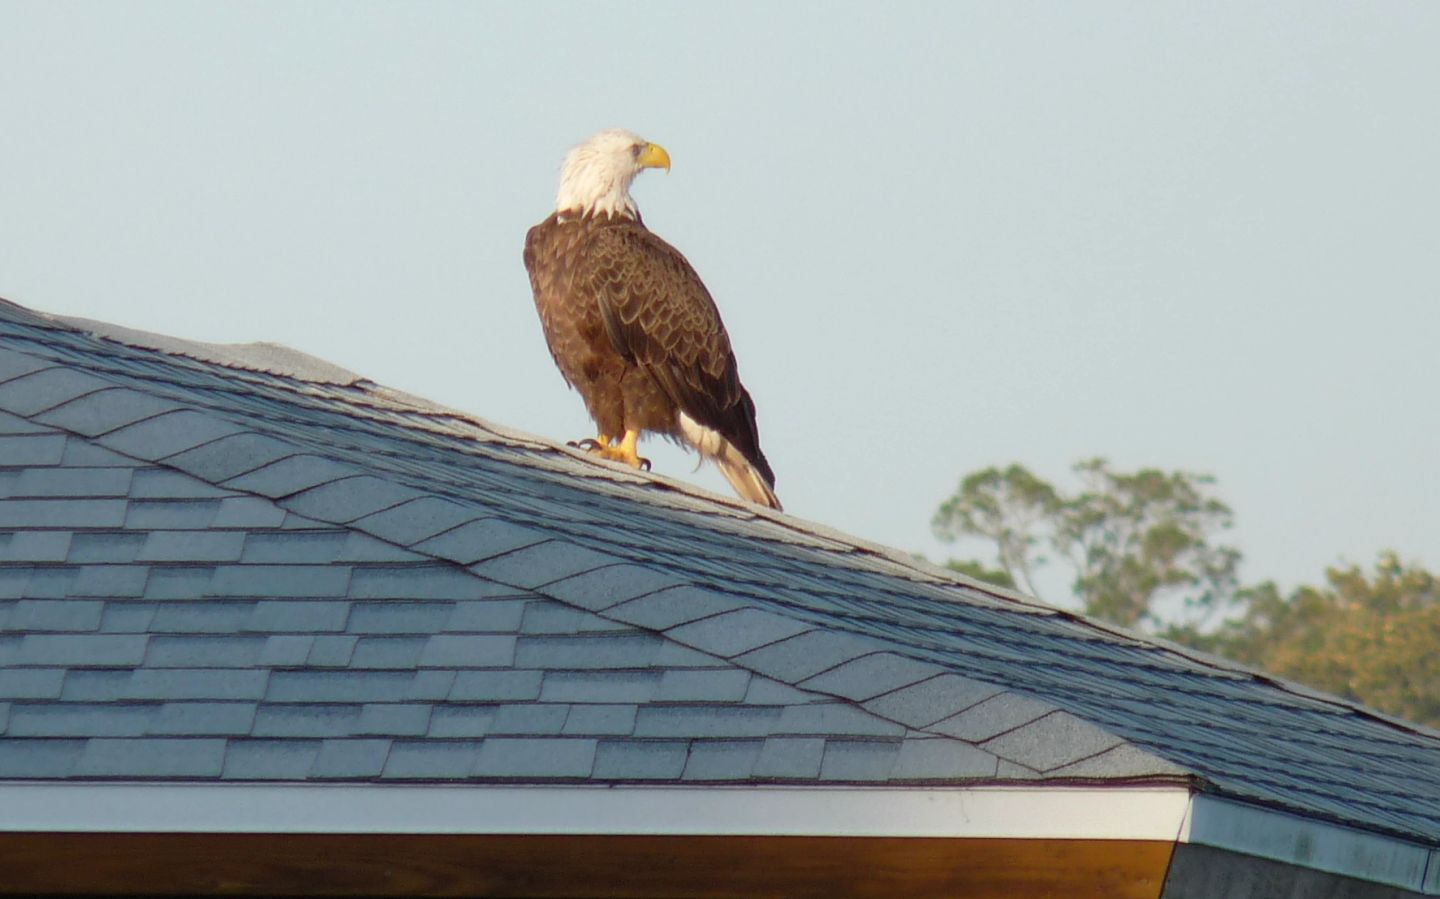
[638,142,671,172]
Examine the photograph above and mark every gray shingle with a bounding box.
[6,599,104,631]
[283,476,424,524]
[406,670,456,700]
[12,467,131,498]
[428,705,497,738]
[99,410,247,460]
[515,634,662,670]
[491,703,569,735]
[126,668,270,701]
[77,737,227,777]
[137,531,247,563]
[59,669,132,701]
[8,703,156,737]
[980,711,1126,772]
[592,740,687,780]
[657,669,752,703]
[99,603,157,632]
[165,432,300,483]
[412,518,549,565]
[19,633,148,666]
[124,499,221,530]
[734,630,884,683]
[819,740,901,781]
[222,739,320,779]
[357,703,431,736]
[210,496,288,528]
[539,671,660,704]
[418,634,516,668]
[150,599,257,636]
[928,692,1059,743]
[266,670,419,703]
[349,566,504,600]
[473,737,596,778]
[891,738,999,780]
[350,497,480,546]
[0,738,85,777]
[382,740,482,779]
[539,564,687,612]
[208,564,351,597]
[258,634,313,667]
[666,609,813,659]
[562,704,636,736]
[0,668,66,699]
[0,434,68,465]
[633,706,782,738]
[0,532,71,563]
[68,532,146,563]
[347,601,454,634]
[444,599,527,632]
[0,498,126,528]
[143,567,216,599]
[151,701,257,735]
[312,738,391,778]
[450,669,543,702]
[305,635,357,667]
[58,441,134,467]
[350,637,427,669]
[71,564,150,598]
[0,702,7,732]
[128,468,233,499]
[753,737,826,779]
[0,408,50,435]
[240,532,348,564]
[744,678,822,706]
[248,600,351,633]
[605,586,748,630]
[337,532,426,563]
[861,673,1005,729]
[36,388,180,438]
[223,455,359,499]
[0,407,51,434]
[0,348,54,383]
[0,367,109,415]
[774,703,907,738]
[6,567,75,599]
[1047,742,1191,778]
[469,541,617,590]
[253,704,362,737]
[799,653,945,703]
[519,602,629,635]
[683,740,761,781]
[145,635,265,668]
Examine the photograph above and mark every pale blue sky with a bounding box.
[2,2,1437,601]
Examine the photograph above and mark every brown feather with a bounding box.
[524,211,779,507]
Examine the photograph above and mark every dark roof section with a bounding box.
[0,298,1437,847]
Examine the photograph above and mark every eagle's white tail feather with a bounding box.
[677,413,782,511]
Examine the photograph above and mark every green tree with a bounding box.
[933,459,1240,629]
[1206,553,1440,727]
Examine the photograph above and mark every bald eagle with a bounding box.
[524,129,781,510]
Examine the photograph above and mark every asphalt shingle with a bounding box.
[3,301,1439,850]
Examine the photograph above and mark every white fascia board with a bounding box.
[1180,794,1439,895]
[0,782,1190,841]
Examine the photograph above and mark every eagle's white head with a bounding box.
[554,128,671,220]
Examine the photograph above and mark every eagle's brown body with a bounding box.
[524,209,778,508]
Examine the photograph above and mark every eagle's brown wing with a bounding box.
[583,222,775,491]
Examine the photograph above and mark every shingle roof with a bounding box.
[1,297,1437,847]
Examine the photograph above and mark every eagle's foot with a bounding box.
[567,438,607,452]
[575,429,650,472]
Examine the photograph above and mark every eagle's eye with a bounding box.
[630,144,644,158]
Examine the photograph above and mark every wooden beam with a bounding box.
[0,833,1171,898]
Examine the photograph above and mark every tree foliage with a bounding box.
[932,459,1240,629]
[1204,553,1440,726]
[931,460,1440,727]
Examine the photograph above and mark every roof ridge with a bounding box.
[5,297,1438,745]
